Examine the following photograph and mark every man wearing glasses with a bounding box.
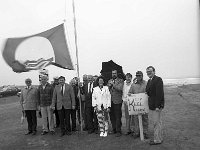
[146,66,164,145]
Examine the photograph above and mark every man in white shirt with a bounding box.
[122,73,133,135]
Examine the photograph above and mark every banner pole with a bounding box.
[72,0,83,132]
[138,114,144,141]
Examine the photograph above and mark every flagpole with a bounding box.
[72,0,83,132]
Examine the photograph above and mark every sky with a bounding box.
[0,0,199,86]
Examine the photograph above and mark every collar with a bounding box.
[61,83,65,87]
[151,75,156,79]
[98,85,104,89]
[113,77,121,83]
[125,81,132,86]
[97,86,105,92]
[42,83,48,87]
[26,86,32,89]
[136,80,145,85]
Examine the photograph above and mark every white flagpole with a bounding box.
[72,0,83,132]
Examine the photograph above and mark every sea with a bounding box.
[163,78,200,86]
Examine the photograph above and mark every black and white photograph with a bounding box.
[0,0,199,149]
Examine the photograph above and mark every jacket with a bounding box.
[109,78,124,104]
[83,82,95,107]
[38,83,53,107]
[20,86,38,110]
[146,75,165,110]
[52,83,75,110]
[92,86,111,109]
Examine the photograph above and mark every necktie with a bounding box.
[89,83,92,93]
[61,85,64,96]
[148,78,152,87]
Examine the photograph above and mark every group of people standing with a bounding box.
[20,65,164,145]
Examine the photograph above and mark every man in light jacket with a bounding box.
[108,70,124,137]
[20,78,38,135]
[51,76,75,137]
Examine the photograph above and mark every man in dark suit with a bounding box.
[83,75,98,134]
[51,76,76,137]
[146,66,164,145]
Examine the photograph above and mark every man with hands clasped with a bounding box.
[51,76,76,137]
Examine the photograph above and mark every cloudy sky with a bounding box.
[0,0,199,85]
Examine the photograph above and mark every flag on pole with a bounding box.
[2,24,74,73]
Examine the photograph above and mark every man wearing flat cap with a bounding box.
[20,78,38,135]
[128,71,149,139]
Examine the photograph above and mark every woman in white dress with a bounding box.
[92,76,111,137]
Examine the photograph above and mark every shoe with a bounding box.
[149,140,162,145]
[115,132,122,137]
[60,132,65,137]
[103,132,107,137]
[100,132,104,137]
[125,131,132,135]
[41,131,48,135]
[50,131,55,135]
[32,131,36,135]
[25,131,32,135]
[109,130,116,134]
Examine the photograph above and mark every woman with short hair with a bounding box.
[92,76,111,137]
